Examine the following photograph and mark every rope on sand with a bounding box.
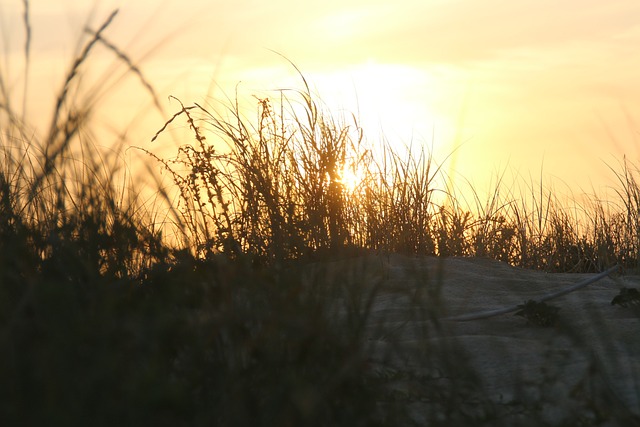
[443,264,620,322]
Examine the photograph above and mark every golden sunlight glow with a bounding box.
[8,0,640,199]
[306,62,460,148]
[337,165,364,194]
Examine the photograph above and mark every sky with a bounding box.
[2,0,640,199]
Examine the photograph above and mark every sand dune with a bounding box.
[322,254,640,424]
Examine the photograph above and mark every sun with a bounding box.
[337,165,364,193]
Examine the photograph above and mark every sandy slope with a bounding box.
[324,254,640,424]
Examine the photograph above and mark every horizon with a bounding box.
[2,0,640,199]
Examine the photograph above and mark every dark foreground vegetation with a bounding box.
[2,7,639,426]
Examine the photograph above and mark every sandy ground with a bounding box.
[318,254,640,425]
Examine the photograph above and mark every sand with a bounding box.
[320,254,640,425]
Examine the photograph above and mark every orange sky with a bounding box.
[3,0,640,198]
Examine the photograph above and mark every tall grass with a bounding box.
[2,4,640,426]
[149,77,640,273]
[0,7,406,426]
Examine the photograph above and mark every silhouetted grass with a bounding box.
[2,5,640,426]
[148,77,640,274]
